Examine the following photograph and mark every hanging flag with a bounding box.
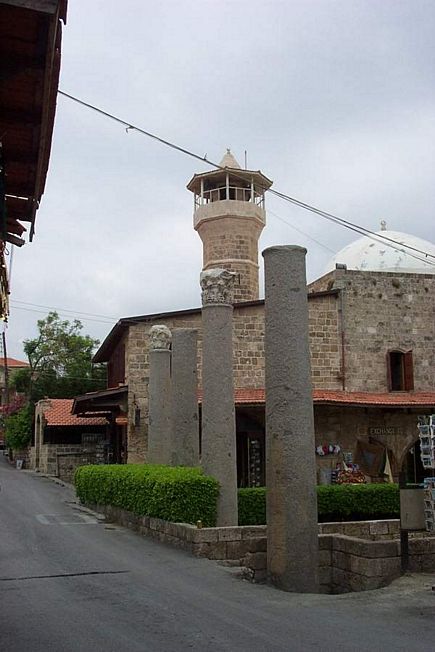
[383,449,394,483]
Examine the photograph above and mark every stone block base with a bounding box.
[83,504,435,594]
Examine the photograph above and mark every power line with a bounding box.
[11,299,117,321]
[9,304,115,325]
[58,90,435,269]
[269,189,435,269]
[268,209,335,254]
[28,374,105,382]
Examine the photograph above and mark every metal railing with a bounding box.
[194,186,264,209]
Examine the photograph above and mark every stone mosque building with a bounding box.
[73,151,435,486]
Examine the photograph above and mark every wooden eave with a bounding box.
[71,385,129,417]
[186,167,273,195]
[0,0,67,242]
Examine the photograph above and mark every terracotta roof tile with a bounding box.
[312,390,435,407]
[198,388,435,408]
[1,357,29,368]
[42,399,107,427]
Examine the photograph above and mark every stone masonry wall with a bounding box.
[31,443,97,480]
[125,293,341,462]
[82,503,435,593]
[198,217,263,303]
[310,270,435,392]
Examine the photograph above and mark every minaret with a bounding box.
[187,150,273,303]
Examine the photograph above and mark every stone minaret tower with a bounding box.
[187,150,273,302]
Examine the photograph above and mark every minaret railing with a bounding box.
[194,186,264,209]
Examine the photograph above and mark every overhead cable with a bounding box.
[58,90,435,268]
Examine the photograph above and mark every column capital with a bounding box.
[149,324,172,351]
[200,268,236,306]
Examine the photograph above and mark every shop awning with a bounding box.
[72,386,128,417]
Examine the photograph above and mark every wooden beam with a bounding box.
[0,107,41,127]
[2,148,39,165]
[0,1,59,15]
[0,56,45,81]
[5,233,25,247]
[6,219,27,236]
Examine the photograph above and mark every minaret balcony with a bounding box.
[195,185,265,207]
[193,194,266,230]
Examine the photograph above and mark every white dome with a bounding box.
[325,229,435,275]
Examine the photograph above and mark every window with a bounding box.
[108,343,125,388]
[387,350,414,391]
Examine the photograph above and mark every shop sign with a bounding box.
[368,426,403,436]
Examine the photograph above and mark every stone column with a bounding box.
[147,325,172,465]
[262,245,319,593]
[200,268,238,526]
[171,328,199,467]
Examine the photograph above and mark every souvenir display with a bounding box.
[335,465,366,484]
[418,415,435,532]
[315,443,340,456]
[418,415,435,470]
[423,478,435,533]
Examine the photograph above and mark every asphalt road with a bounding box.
[1,457,435,652]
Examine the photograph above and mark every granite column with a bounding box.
[263,245,319,592]
[171,328,199,467]
[200,268,238,526]
[147,324,172,465]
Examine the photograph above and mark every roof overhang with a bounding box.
[187,167,273,195]
[72,385,128,416]
[0,0,67,242]
[197,388,435,409]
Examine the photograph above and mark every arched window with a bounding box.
[387,349,414,391]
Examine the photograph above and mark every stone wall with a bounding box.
[309,269,435,392]
[83,503,435,593]
[31,443,98,481]
[10,447,31,467]
[197,215,263,303]
[105,267,434,464]
[124,292,341,462]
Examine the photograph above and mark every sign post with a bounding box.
[399,472,425,572]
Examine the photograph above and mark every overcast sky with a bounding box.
[6,0,435,359]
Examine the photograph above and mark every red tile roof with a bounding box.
[41,399,107,427]
[1,357,29,368]
[313,390,435,407]
[199,388,435,408]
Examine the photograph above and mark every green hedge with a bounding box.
[317,483,400,521]
[238,488,267,525]
[74,464,219,527]
[238,484,400,525]
[75,465,400,528]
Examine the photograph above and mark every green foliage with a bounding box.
[75,465,400,528]
[12,311,107,402]
[237,484,399,525]
[74,464,220,527]
[316,483,400,521]
[238,487,266,525]
[5,404,33,450]
[10,368,31,395]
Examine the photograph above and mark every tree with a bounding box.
[11,312,107,403]
[4,404,33,450]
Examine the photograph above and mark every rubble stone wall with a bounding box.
[309,269,435,392]
[30,443,97,481]
[125,293,341,463]
[83,504,435,593]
